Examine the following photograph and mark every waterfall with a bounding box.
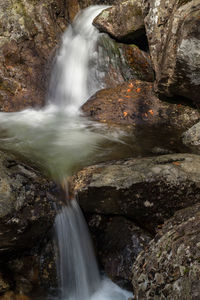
[0,5,132,300]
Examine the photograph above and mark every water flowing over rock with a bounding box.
[0,0,67,112]
[0,151,57,255]
[82,79,200,132]
[142,0,200,104]
[132,202,200,299]
[70,154,200,232]
[93,0,144,43]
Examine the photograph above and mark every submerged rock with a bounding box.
[82,80,200,132]
[0,151,57,255]
[93,0,144,43]
[132,202,200,299]
[71,154,200,232]
[143,0,200,104]
[87,214,152,289]
[0,0,67,112]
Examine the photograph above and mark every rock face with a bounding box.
[71,153,200,232]
[0,151,57,256]
[132,202,200,299]
[82,80,200,131]
[93,35,154,89]
[87,214,152,289]
[143,0,200,104]
[0,0,67,112]
[93,0,144,43]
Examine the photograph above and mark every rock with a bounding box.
[143,0,200,104]
[87,214,152,289]
[0,273,10,295]
[70,153,200,232]
[82,80,200,132]
[182,121,200,154]
[93,35,154,88]
[0,0,67,112]
[0,150,57,256]
[132,202,200,299]
[93,0,145,43]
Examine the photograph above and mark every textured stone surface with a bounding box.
[132,202,200,299]
[0,151,57,256]
[182,121,200,154]
[143,0,200,104]
[90,35,154,91]
[0,0,67,112]
[93,0,144,43]
[82,80,200,131]
[71,153,200,232]
[87,214,152,289]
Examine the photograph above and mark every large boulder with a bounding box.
[0,0,67,112]
[132,202,200,299]
[93,0,144,43]
[70,153,200,232]
[143,0,200,104]
[0,151,57,255]
[82,80,200,132]
[87,214,152,289]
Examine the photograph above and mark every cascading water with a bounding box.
[0,5,133,300]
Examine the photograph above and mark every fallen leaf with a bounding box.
[172,161,180,166]
[123,111,128,117]
[127,89,131,92]
[136,88,141,93]
[148,109,154,115]
[129,83,133,88]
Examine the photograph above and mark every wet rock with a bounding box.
[182,121,200,154]
[93,0,144,43]
[87,214,152,289]
[132,202,200,299]
[0,150,57,255]
[143,0,200,104]
[82,80,200,132]
[94,35,154,88]
[0,0,67,112]
[71,153,200,232]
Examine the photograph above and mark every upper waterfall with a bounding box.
[48,6,109,114]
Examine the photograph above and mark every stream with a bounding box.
[0,5,133,300]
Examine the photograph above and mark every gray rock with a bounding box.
[132,202,200,299]
[143,0,200,104]
[0,151,57,256]
[93,0,144,43]
[70,153,200,232]
[88,214,152,289]
[182,121,200,153]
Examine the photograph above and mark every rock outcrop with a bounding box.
[71,153,200,232]
[182,121,200,154]
[132,202,200,299]
[143,0,200,104]
[82,80,200,132]
[93,0,144,43]
[0,151,57,255]
[0,0,67,112]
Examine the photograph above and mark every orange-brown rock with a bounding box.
[0,0,67,112]
[82,80,200,131]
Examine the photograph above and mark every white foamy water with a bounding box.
[0,5,133,300]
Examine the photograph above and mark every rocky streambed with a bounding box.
[0,0,200,299]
